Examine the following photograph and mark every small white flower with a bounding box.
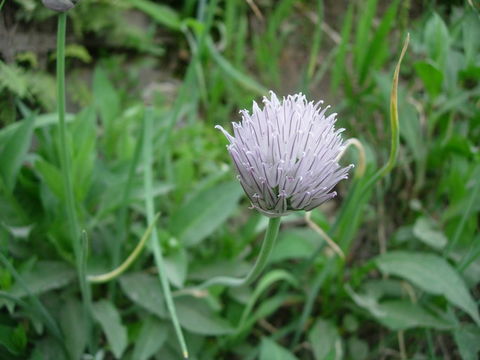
[216,91,353,217]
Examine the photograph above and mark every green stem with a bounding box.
[56,12,92,349]
[88,215,159,283]
[143,107,189,359]
[196,217,281,289]
[56,13,77,240]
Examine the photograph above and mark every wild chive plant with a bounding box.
[7,0,479,357]
[200,92,352,288]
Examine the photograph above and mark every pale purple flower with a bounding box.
[216,91,353,217]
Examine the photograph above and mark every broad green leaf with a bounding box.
[414,61,443,98]
[424,13,450,68]
[413,216,447,250]
[92,300,127,359]
[132,317,168,360]
[33,157,64,200]
[270,228,318,263]
[375,301,452,330]
[308,318,342,360]
[119,272,166,318]
[0,114,34,192]
[176,297,234,335]
[375,251,480,324]
[346,286,452,330]
[169,181,243,246]
[454,325,480,360]
[259,337,299,360]
[60,298,86,360]
[9,261,75,298]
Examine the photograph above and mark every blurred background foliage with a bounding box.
[0,0,479,359]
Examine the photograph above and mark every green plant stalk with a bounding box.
[196,216,281,289]
[143,107,189,359]
[56,12,92,349]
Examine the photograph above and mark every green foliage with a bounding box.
[1,1,479,359]
[92,300,128,358]
[259,337,299,360]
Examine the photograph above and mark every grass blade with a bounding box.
[143,107,189,359]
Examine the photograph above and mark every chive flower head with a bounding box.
[216,91,353,217]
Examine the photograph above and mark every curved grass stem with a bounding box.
[143,107,189,359]
[362,33,410,191]
[87,214,159,283]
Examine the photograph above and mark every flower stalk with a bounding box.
[56,12,92,349]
